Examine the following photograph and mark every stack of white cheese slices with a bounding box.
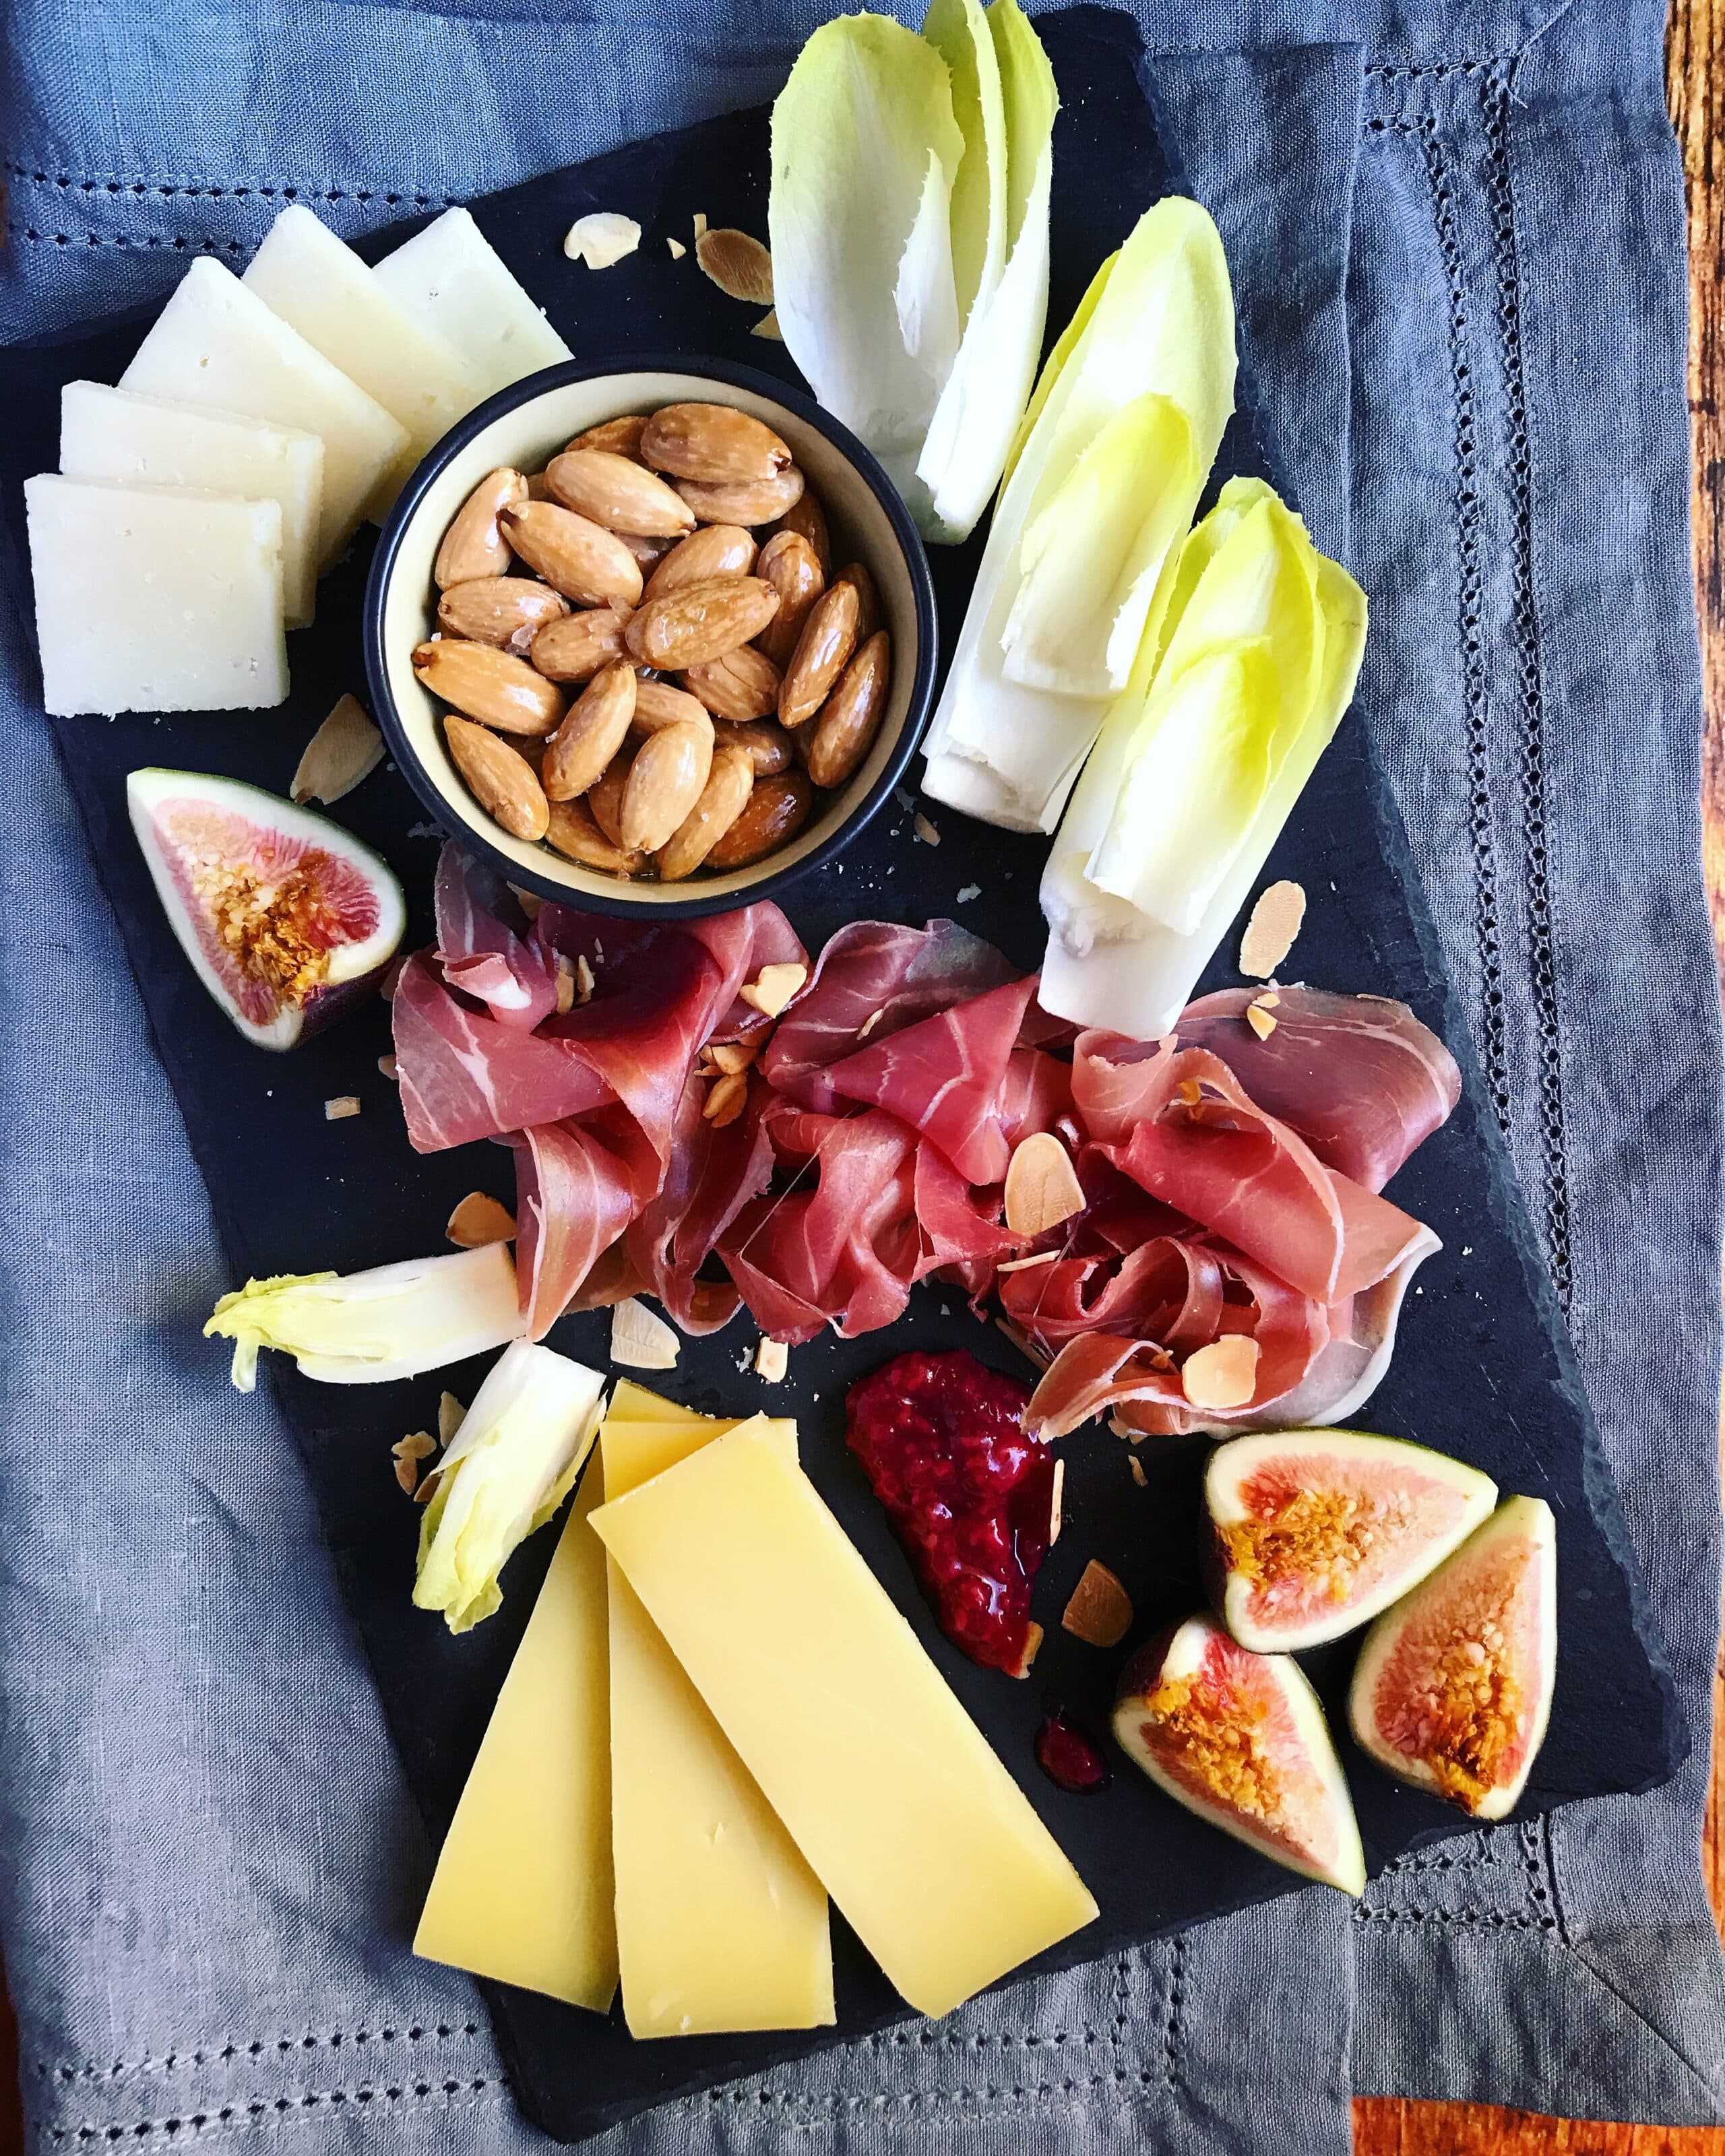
[25,204,573,719]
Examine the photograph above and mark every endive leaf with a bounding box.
[770,15,966,504]
[203,1242,524,1390]
[1039,489,1368,1038]
[921,0,1006,329]
[921,196,1237,830]
[916,0,1058,540]
[1001,391,1197,697]
[414,1339,605,1632]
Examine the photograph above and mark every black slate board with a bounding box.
[0,8,1683,2143]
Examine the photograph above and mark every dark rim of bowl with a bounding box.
[364,353,940,922]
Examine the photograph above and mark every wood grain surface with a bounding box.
[0,11,1720,2155]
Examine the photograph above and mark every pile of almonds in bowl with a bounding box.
[412,402,893,883]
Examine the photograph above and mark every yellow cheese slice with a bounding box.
[602,1413,834,2038]
[605,1378,711,1426]
[592,1422,1099,2019]
[414,1460,617,2010]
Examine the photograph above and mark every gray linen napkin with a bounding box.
[2,0,1721,2147]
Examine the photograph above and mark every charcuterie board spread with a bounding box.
[0,5,1679,2144]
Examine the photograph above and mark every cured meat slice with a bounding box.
[394,950,608,1151]
[765,918,1020,1110]
[1176,986,1461,1192]
[824,974,1040,1185]
[432,847,557,1034]
[627,1071,778,1333]
[512,1120,637,1339]
[1094,1042,1432,1304]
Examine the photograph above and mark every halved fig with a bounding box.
[1348,1495,1557,1819]
[127,768,405,1050]
[1114,1613,1365,1893]
[1206,1429,1499,1652]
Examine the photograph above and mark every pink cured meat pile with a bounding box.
[394,847,1462,1436]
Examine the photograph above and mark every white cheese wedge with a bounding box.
[25,475,286,716]
[243,204,482,503]
[373,206,573,403]
[59,381,323,629]
[120,257,406,563]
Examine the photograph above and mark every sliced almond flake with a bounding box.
[755,1336,788,1383]
[392,1430,437,1463]
[1245,1003,1278,1040]
[1009,1621,1044,1680]
[1180,1334,1260,1412]
[1238,879,1306,978]
[413,1467,443,1508]
[575,954,596,1005]
[377,1054,398,1080]
[1253,988,1281,1009]
[666,236,687,260]
[323,1095,361,1120]
[563,212,641,269]
[1062,1560,1134,1648]
[290,693,383,806]
[996,1249,1059,1275]
[994,1316,1051,1370]
[912,813,941,846]
[857,1007,885,1040]
[611,1295,681,1370]
[555,953,577,1015]
[507,882,544,921]
[1108,1412,1133,1441]
[1128,1455,1148,1488]
[693,226,774,305]
[740,961,808,1018]
[1004,1133,1085,1237]
[955,883,981,903]
[394,1452,420,1494]
[446,1191,517,1248]
[437,1392,466,1446]
[751,308,784,341]
[1048,1457,1066,1544]
[704,1071,749,1127]
[692,212,709,240]
[708,1041,757,1075]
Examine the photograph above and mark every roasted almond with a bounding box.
[546,449,696,538]
[625,575,780,669]
[530,604,633,683]
[525,470,555,500]
[435,467,526,588]
[641,402,792,485]
[705,768,812,869]
[676,466,805,528]
[566,414,647,459]
[545,795,646,876]
[501,499,644,607]
[754,529,825,669]
[683,644,782,724]
[644,523,757,600]
[413,639,565,736]
[620,532,674,573]
[437,576,569,648]
[657,742,757,880]
[587,751,633,848]
[805,630,891,788]
[778,578,859,728]
[834,559,883,641]
[446,1192,517,1248]
[769,488,832,575]
[1004,1132,1086,1237]
[631,676,714,736]
[620,718,714,853]
[720,717,794,775]
[694,228,775,307]
[542,658,636,800]
[443,715,550,841]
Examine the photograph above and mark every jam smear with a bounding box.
[846,1348,1053,1674]
[1035,1711,1112,1794]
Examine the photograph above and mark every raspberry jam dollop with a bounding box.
[1034,1711,1112,1794]
[845,1348,1053,1674]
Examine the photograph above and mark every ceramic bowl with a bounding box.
[365,356,938,917]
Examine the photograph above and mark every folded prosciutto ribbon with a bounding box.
[394,847,1460,1438]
